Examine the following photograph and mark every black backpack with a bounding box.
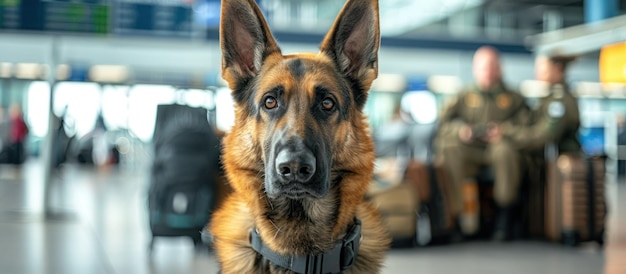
[148,104,221,249]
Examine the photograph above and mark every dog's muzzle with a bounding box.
[266,137,329,199]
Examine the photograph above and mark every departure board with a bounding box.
[0,0,22,29]
[0,0,199,38]
[45,0,109,33]
[113,0,193,37]
[1,0,109,33]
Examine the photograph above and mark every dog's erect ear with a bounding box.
[220,0,281,89]
[320,0,380,95]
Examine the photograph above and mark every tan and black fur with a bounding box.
[209,0,390,273]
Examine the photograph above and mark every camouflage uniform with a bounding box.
[501,83,581,154]
[436,82,529,216]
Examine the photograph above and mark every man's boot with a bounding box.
[492,206,512,241]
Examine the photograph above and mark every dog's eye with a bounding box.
[321,98,335,111]
[264,96,278,109]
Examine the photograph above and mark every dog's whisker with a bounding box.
[273,229,281,240]
[265,196,274,210]
[268,219,282,239]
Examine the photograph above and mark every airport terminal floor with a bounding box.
[0,159,624,274]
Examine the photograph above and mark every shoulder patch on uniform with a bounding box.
[547,101,565,118]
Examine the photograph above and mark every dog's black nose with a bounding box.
[275,148,316,183]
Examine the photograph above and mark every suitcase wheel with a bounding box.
[596,230,605,247]
[193,235,212,253]
[561,231,579,247]
[193,236,202,247]
[596,237,604,247]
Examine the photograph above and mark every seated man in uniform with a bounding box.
[487,55,581,162]
[435,46,530,241]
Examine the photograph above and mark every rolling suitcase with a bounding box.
[404,160,454,245]
[148,104,221,250]
[369,181,419,247]
[545,151,606,246]
[368,158,418,247]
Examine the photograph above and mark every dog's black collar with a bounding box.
[250,218,362,274]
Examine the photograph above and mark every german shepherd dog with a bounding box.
[209,0,390,273]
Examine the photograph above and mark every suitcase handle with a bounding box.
[586,157,596,240]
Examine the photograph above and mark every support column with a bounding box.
[43,36,60,217]
[585,0,618,23]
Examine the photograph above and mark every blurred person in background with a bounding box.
[374,105,412,158]
[0,106,11,162]
[53,106,71,168]
[92,114,111,170]
[435,46,529,241]
[486,55,581,158]
[8,104,29,166]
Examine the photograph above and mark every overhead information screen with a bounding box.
[0,0,20,29]
[0,0,196,37]
[0,0,26,30]
[44,0,109,33]
[114,0,193,37]
[1,0,109,33]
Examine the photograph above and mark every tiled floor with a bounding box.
[0,160,623,274]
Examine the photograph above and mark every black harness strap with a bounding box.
[250,219,362,274]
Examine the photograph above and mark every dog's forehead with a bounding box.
[258,53,341,98]
[281,54,337,81]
